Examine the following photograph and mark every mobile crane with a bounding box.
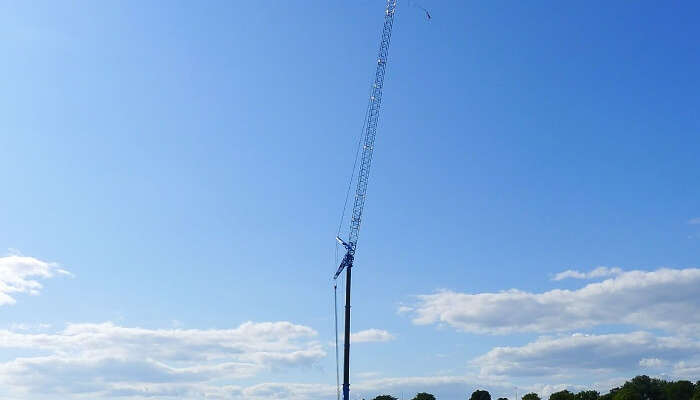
[333,2,398,399]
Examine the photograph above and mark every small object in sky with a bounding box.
[408,0,431,21]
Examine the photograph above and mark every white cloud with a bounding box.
[0,255,70,305]
[241,382,335,400]
[472,332,700,379]
[355,375,473,398]
[638,358,665,368]
[351,329,395,343]
[160,376,478,400]
[236,377,489,400]
[356,375,472,389]
[397,305,413,314]
[405,268,700,334]
[523,383,588,399]
[0,321,326,398]
[8,322,51,331]
[553,267,622,281]
[356,371,382,378]
[235,375,575,400]
[672,360,700,376]
[687,217,700,225]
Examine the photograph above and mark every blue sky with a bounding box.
[1,0,699,399]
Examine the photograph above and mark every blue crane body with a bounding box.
[334,1,398,400]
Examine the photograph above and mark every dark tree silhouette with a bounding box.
[550,391,575,400]
[576,391,600,400]
[613,387,642,400]
[601,388,622,400]
[471,390,492,400]
[627,375,666,400]
[666,381,694,400]
[523,393,542,400]
[603,376,699,400]
[365,376,700,400]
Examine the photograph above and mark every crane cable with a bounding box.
[336,84,374,248]
[333,271,347,400]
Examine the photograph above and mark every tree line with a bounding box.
[367,376,700,400]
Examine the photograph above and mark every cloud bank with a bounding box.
[0,321,326,398]
[473,332,700,379]
[405,268,700,334]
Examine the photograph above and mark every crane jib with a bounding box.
[346,1,395,249]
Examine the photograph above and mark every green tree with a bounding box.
[576,390,600,400]
[497,397,509,400]
[471,390,492,400]
[550,391,575,400]
[523,393,542,400]
[625,375,666,400]
[614,388,641,400]
[373,396,398,400]
[601,387,622,400]
[666,381,694,400]
[691,384,700,400]
[413,393,436,400]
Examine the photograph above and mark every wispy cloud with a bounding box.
[222,377,476,400]
[552,266,622,281]
[472,332,700,378]
[0,254,70,305]
[0,321,326,398]
[232,375,609,400]
[351,329,395,343]
[687,217,700,225]
[404,268,700,334]
[638,358,665,368]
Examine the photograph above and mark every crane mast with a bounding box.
[334,1,398,400]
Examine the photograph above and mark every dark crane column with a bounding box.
[342,260,352,400]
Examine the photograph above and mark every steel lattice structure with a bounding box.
[334,1,398,400]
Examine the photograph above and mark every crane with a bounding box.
[334,1,398,400]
